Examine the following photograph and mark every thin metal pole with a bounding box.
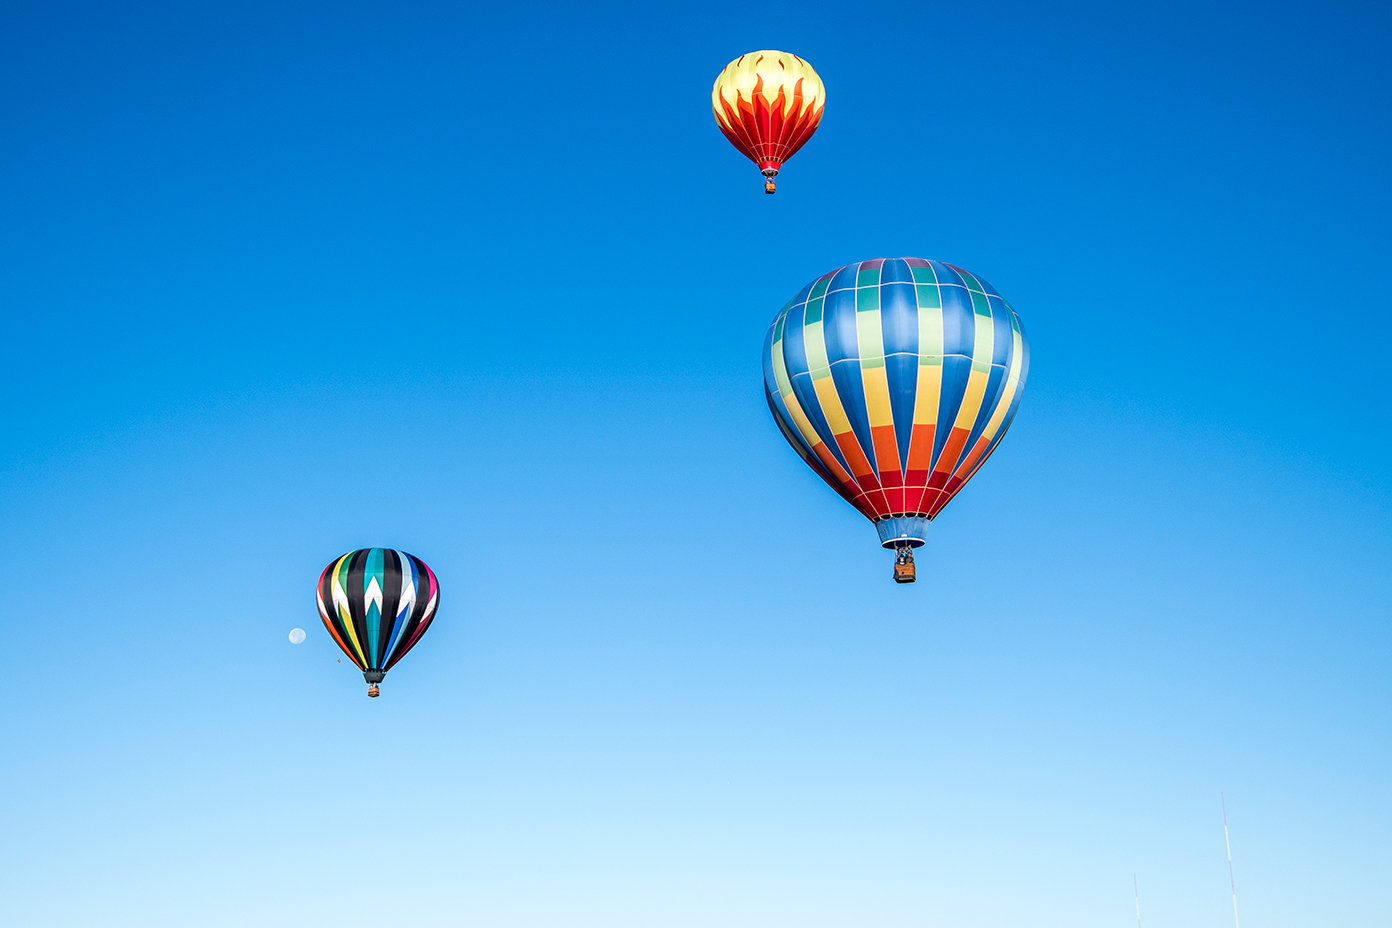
[1223,793,1241,928]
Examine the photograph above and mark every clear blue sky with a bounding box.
[3,1,1389,925]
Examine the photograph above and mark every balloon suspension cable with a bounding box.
[892,544,916,584]
[367,683,380,698]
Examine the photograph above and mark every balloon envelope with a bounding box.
[763,258,1028,548]
[315,548,439,684]
[712,50,824,183]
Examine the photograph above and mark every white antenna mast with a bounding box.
[1222,793,1241,928]
[1134,873,1141,928]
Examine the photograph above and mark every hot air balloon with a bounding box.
[763,258,1029,583]
[316,548,440,697]
[712,50,824,194]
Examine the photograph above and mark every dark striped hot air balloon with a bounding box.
[763,258,1029,583]
[316,548,439,697]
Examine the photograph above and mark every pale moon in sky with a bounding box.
[288,627,306,645]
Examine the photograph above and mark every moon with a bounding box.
[288,627,306,645]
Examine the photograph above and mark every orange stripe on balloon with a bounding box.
[949,432,997,490]
[901,422,938,515]
[939,432,1009,512]
[831,431,892,516]
[809,439,860,498]
[831,430,874,481]
[870,424,901,488]
[929,427,973,489]
[904,423,936,478]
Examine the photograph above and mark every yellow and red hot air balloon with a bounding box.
[712,50,824,194]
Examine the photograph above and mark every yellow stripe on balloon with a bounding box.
[331,553,369,667]
[863,365,893,429]
[947,288,997,434]
[913,284,944,426]
[951,369,990,436]
[771,329,857,488]
[913,362,942,427]
[337,605,368,668]
[800,299,862,450]
[771,333,819,444]
[856,295,894,432]
[813,375,854,436]
[953,316,1026,482]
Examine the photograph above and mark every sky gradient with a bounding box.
[3,1,1389,925]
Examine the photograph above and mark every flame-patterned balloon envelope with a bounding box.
[763,258,1029,581]
[316,548,440,696]
[712,50,824,194]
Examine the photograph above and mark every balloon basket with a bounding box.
[367,684,380,698]
[764,179,776,194]
[892,547,916,584]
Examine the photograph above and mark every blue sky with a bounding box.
[2,1,1389,925]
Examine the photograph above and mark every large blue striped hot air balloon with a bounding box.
[763,257,1029,583]
[316,548,440,697]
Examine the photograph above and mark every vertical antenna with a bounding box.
[1223,792,1241,928]
[1134,874,1141,928]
